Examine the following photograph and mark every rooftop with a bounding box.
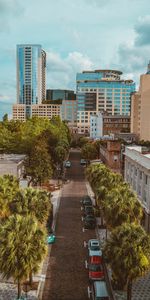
[83,69,122,75]
[125,146,150,170]
[0,154,26,164]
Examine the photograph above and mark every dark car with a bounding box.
[83,205,94,217]
[81,196,92,207]
[80,159,87,165]
[84,215,96,229]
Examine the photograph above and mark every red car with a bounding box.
[88,256,104,281]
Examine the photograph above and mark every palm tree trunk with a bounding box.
[127,280,132,300]
[17,279,21,299]
[29,271,33,286]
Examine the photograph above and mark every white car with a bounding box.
[65,160,71,168]
[88,239,102,257]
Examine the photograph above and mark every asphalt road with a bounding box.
[42,149,96,300]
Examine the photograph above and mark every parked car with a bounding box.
[88,280,110,299]
[88,239,100,251]
[84,215,96,229]
[80,158,87,165]
[83,206,94,217]
[88,262,104,281]
[89,255,102,265]
[47,231,56,244]
[65,160,71,168]
[81,196,93,207]
[88,239,102,257]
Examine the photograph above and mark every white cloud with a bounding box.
[112,16,150,85]
[46,51,94,89]
[0,94,14,103]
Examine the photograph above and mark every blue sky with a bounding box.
[0,0,150,119]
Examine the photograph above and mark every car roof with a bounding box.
[89,239,99,245]
[89,249,102,257]
[94,281,109,297]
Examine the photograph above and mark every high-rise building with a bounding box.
[16,44,46,117]
[76,69,135,134]
[131,64,150,141]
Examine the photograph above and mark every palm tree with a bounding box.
[0,175,19,220]
[9,187,52,225]
[103,185,143,229]
[104,222,150,300]
[0,214,47,299]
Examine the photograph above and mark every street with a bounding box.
[42,149,96,300]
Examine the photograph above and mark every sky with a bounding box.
[0,0,150,119]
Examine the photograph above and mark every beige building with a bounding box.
[131,65,150,141]
[13,104,61,121]
[13,101,77,126]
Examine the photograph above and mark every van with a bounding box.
[91,281,110,300]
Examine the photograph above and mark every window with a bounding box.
[145,175,148,184]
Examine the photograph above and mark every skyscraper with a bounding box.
[16,44,46,117]
[76,69,135,134]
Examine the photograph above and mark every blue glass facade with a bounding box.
[17,45,43,107]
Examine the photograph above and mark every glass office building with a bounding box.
[46,89,76,101]
[76,69,135,134]
[17,44,46,117]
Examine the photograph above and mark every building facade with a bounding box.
[61,100,77,125]
[76,69,135,134]
[17,44,46,117]
[90,113,103,139]
[90,112,130,139]
[131,65,150,141]
[0,154,26,179]
[13,104,61,121]
[46,89,76,101]
[99,140,121,173]
[124,146,150,232]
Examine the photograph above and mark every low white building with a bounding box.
[0,154,26,179]
[124,146,150,232]
[90,112,103,139]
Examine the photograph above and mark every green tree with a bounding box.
[81,143,98,161]
[104,223,150,300]
[0,175,19,220]
[9,187,52,225]
[25,139,53,185]
[0,214,47,299]
[103,185,143,228]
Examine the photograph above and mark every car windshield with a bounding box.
[89,264,102,272]
[85,207,93,212]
